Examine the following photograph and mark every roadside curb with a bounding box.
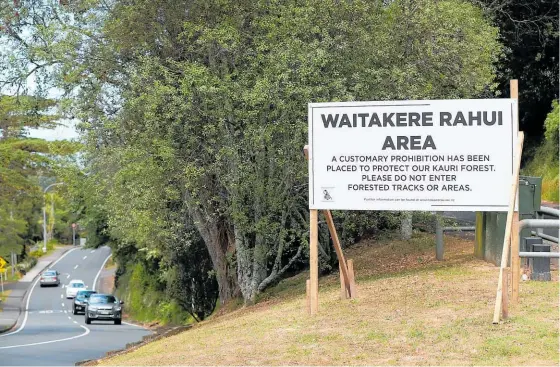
[0,247,75,335]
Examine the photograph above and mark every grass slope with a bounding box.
[100,233,559,366]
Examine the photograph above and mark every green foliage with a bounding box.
[523,100,559,202]
[116,262,193,325]
[544,100,559,145]
[0,93,79,262]
[1,0,504,315]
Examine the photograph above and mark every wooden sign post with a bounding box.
[304,146,356,315]
[492,79,523,324]
[305,87,520,319]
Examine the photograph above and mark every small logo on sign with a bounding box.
[323,189,333,201]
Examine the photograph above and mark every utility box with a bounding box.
[524,236,543,267]
[474,175,542,266]
[529,239,551,281]
[519,176,542,240]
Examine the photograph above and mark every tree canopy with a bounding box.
[4,0,554,318]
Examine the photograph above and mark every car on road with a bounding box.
[73,290,97,315]
[84,293,124,325]
[66,280,87,299]
[39,270,60,287]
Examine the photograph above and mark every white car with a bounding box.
[66,280,87,299]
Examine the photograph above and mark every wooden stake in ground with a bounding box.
[502,268,509,319]
[511,213,520,303]
[323,210,352,297]
[309,209,319,315]
[492,131,524,324]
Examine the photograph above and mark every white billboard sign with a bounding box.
[308,99,517,211]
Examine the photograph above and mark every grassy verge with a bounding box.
[0,290,11,311]
[100,233,558,366]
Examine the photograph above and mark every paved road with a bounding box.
[0,246,151,366]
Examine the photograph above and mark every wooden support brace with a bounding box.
[339,263,349,299]
[323,210,352,297]
[502,268,509,320]
[304,144,353,302]
[347,259,357,299]
[511,212,520,304]
[492,131,524,324]
[306,279,311,314]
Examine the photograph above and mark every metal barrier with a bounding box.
[518,219,559,259]
[533,206,559,244]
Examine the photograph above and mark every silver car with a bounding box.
[84,294,124,325]
[39,270,60,287]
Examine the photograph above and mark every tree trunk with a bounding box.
[183,191,239,305]
[400,211,412,240]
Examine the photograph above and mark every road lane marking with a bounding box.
[0,325,90,349]
[66,274,70,279]
[83,256,87,260]
[64,310,67,313]
[60,294,63,298]
[122,321,144,328]
[74,265,79,270]
[68,316,72,320]
[93,254,112,291]
[90,250,95,253]
[0,247,79,338]
[73,321,78,324]
[61,303,65,307]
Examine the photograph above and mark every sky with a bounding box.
[28,121,80,141]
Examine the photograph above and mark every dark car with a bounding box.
[73,290,97,315]
[84,293,124,325]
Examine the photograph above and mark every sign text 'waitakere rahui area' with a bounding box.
[308,99,517,211]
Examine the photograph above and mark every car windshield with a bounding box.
[76,291,96,299]
[89,295,117,304]
[71,283,84,288]
[44,271,56,276]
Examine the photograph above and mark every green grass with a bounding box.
[0,290,11,311]
[99,234,559,366]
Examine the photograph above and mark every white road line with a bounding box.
[73,321,78,324]
[122,321,143,328]
[61,303,65,307]
[93,254,112,291]
[0,248,79,338]
[90,250,95,253]
[0,325,90,349]
[60,294,63,299]
[64,310,67,314]
[83,256,87,260]
[66,274,70,279]
[67,316,72,320]
[74,265,79,270]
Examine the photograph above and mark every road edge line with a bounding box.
[92,251,112,292]
[0,247,79,338]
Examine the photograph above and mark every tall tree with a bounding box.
[0,0,504,307]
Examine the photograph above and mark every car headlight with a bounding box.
[75,301,83,305]
[114,307,121,312]
[89,307,98,311]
